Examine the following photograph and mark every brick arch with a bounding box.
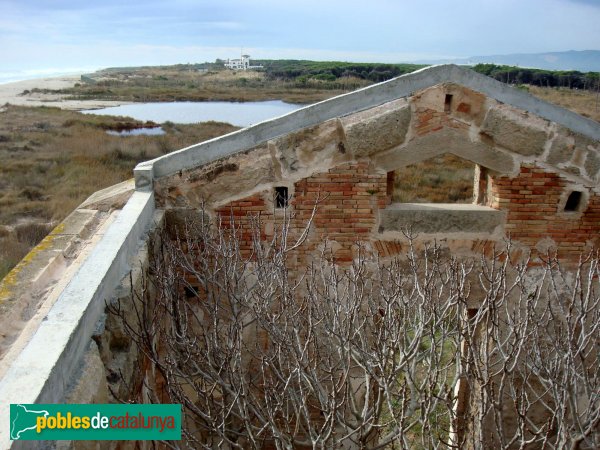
[373,128,516,175]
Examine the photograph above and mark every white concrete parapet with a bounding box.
[0,191,155,449]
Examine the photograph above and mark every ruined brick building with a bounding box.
[0,65,599,449]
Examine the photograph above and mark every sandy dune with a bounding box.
[0,75,131,110]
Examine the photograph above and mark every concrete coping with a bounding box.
[384,203,500,211]
[0,191,155,449]
[134,64,600,189]
[379,202,506,234]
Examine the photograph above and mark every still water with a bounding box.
[83,101,302,127]
[106,127,165,137]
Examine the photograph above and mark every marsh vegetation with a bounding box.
[32,65,373,105]
[0,105,237,280]
[2,61,598,280]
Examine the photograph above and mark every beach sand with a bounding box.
[0,75,131,110]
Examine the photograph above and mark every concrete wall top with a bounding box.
[134,64,600,189]
[0,191,155,449]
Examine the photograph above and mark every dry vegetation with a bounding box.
[35,67,369,104]
[111,211,600,449]
[1,72,598,281]
[392,154,475,203]
[0,104,237,280]
[528,85,600,122]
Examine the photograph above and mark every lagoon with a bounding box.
[106,127,165,137]
[83,100,302,127]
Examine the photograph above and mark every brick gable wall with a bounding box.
[490,164,600,259]
[210,162,599,265]
[214,162,388,264]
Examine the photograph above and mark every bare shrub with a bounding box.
[109,209,600,449]
[14,222,53,246]
[0,236,30,279]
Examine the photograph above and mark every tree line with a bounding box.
[472,63,600,90]
[237,60,600,91]
[251,60,426,83]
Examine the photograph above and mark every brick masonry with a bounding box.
[209,160,600,265]
[156,83,600,266]
[490,164,600,259]
[213,162,389,264]
[414,107,469,136]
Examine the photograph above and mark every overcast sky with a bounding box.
[1,0,600,79]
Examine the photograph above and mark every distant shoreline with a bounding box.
[0,67,104,86]
[0,74,132,111]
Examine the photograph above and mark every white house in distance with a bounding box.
[224,54,264,71]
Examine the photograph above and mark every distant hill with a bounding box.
[417,50,600,72]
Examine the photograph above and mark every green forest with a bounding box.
[471,63,599,90]
[244,60,600,91]
[255,60,425,83]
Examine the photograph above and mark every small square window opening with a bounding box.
[444,94,453,113]
[564,191,582,212]
[275,186,289,208]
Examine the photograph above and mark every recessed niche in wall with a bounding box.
[275,186,289,208]
[564,191,583,212]
[444,94,453,113]
[184,286,197,299]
